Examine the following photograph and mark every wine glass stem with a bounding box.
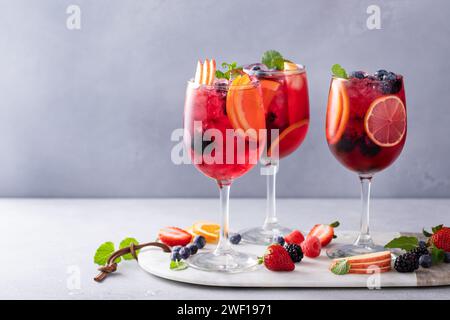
[263,163,279,229]
[355,174,374,247]
[214,180,232,255]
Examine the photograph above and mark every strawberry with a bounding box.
[259,244,295,271]
[158,227,192,247]
[308,221,340,247]
[301,236,322,258]
[424,225,450,252]
[284,230,305,245]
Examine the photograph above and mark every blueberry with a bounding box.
[359,136,381,157]
[273,235,285,246]
[172,245,182,253]
[229,233,242,245]
[419,254,432,268]
[350,71,366,79]
[170,251,181,261]
[186,243,198,255]
[418,241,427,248]
[375,69,388,80]
[384,72,397,81]
[179,247,191,260]
[336,134,357,153]
[193,235,206,249]
[444,252,450,263]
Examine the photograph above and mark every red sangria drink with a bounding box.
[326,65,407,258]
[183,58,266,272]
[240,50,310,245]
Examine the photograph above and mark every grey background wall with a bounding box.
[0,0,449,198]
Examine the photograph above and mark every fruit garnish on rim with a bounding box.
[194,59,216,85]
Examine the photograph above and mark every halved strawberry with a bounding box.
[308,221,339,247]
[259,244,295,271]
[284,230,305,245]
[158,227,192,247]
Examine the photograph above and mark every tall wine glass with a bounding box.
[183,74,265,272]
[325,71,407,258]
[240,64,310,244]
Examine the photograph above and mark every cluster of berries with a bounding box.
[170,235,206,262]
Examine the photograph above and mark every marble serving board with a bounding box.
[138,231,450,288]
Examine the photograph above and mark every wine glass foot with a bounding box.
[240,224,292,245]
[186,250,258,273]
[326,243,387,258]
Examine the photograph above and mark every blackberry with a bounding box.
[284,243,303,263]
[409,246,429,259]
[359,136,381,157]
[394,252,419,273]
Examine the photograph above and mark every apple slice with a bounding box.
[194,60,203,84]
[201,59,210,85]
[349,258,392,269]
[349,265,391,274]
[334,251,392,264]
[207,59,216,85]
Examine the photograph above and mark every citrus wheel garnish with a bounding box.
[268,119,309,158]
[326,79,349,145]
[192,221,220,243]
[226,74,266,140]
[364,95,406,147]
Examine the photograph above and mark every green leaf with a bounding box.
[170,260,188,271]
[119,237,140,260]
[330,221,340,228]
[215,70,226,79]
[431,245,444,264]
[94,242,120,266]
[261,50,285,70]
[432,224,443,234]
[330,259,350,275]
[331,64,348,79]
[384,236,418,251]
[423,228,433,237]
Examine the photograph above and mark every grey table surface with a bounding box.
[1,198,449,300]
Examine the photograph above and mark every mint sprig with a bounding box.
[330,259,350,275]
[170,260,188,271]
[431,245,444,264]
[384,236,418,251]
[94,237,139,266]
[261,50,285,70]
[331,64,348,79]
[215,62,243,80]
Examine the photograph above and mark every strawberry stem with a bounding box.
[329,221,340,228]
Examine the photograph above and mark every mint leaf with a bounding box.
[331,64,348,79]
[261,50,284,70]
[384,236,418,251]
[431,245,444,264]
[432,224,443,234]
[216,62,243,80]
[330,259,350,275]
[170,260,188,271]
[94,242,121,266]
[215,70,226,79]
[120,237,140,260]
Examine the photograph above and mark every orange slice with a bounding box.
[192,221,220,243]
[260,79,280,113]
[268,119,309,158]
[284,61,298,71]
[226,74,265,140]
[364,96,406,147]
[326,79,349,145]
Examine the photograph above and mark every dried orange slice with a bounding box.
[268,119,309,158]
[364,96,406,147]
[326,79,349,145]
[226,75,265,140]
[192,221,220,243]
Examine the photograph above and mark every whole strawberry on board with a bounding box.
[259,244,295,272]
[307,221,340,247]
[423,225,450,252]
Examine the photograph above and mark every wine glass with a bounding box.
[325,71,407,257]
[240,64,310,244]
[183,74,265,272]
